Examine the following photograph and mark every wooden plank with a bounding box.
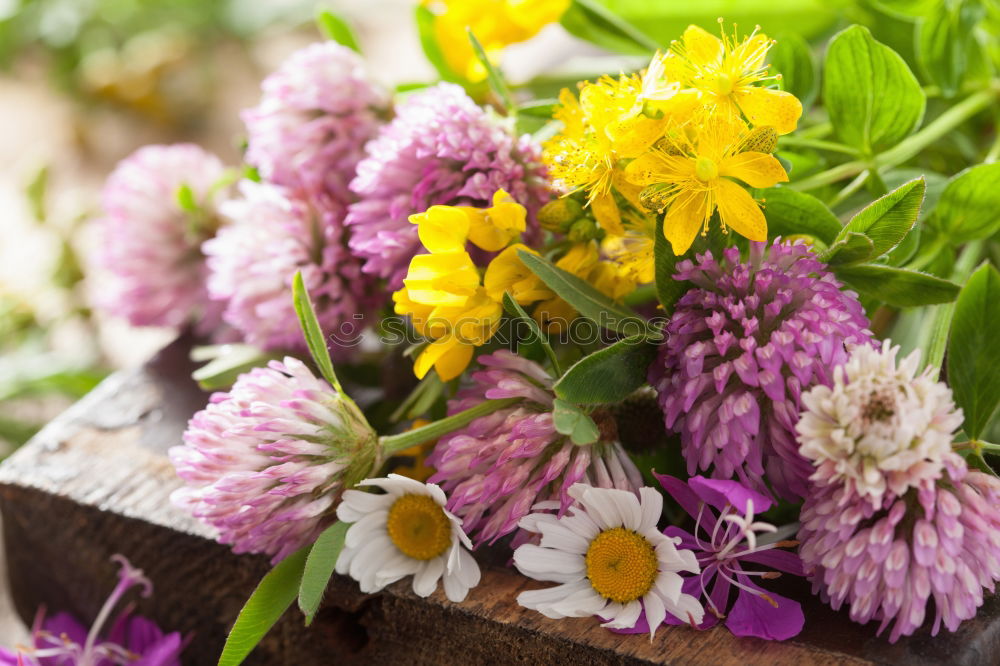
[0,337,997,665]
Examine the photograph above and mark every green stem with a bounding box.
[778,136,858,155]
[829,170,870,208]
[379,397,519,454]
[791,89,997,191]
[922,240,984,377]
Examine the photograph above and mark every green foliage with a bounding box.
[560,0,659,55]
[517,250,655,337]
[838,178,925,258]
[468,29,515,111]
[762,187,841,244]
[191,345,281,391]
[769,32,818,107]
[554,335,658,404]
[824,25,926,155]
[292,271,343,394]
[299,522,350,626]
[948,263,1000,440]
[317,10,361,52]
[552,398,600,445]
[835,264,960,307]
[916,0,984,97]
[218,548,308,666]
[502,292,560,373]
[818,231,875,266]
[415,5,462,82]
[653,216,687,314]
[932,164,1000,244]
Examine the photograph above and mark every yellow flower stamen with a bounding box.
[585,527,658,603]
[386,494,453,561]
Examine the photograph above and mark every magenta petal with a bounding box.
[689,475,774,513]
[741,548,806,576]
[725,577,804,641]
[42,612,89,645]
[653,472,702,520]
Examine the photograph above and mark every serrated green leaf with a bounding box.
[838,177,925,259]
[917,1,983,97]
[299,521,349,626]
[316,10,361,53]
[933,164,1000,243]
[552,398,600,445]
[761,187,841,244]
[653,216,687,315]
[554,335,658,404]
[517,250,653,336]
[292,271,342,394]
[818,231,874,266]
[948,263,1000,439]
[835,264,960,307]
[218,548,308,666]
[468,29,514,112]
[768,32,817,107]
[502,292,560,373]
[824,25,925,155]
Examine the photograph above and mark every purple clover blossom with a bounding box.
[170,357,380,563]
[346,83,550,289]
[0,556,186,666]
[648,240,872,500]
[429,351,642,547]
[800,454,1000,642]
[643,474,806,640]
[243,42,388,203]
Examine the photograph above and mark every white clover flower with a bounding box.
[336,475,481,603]
[513,485,704,638]
[796,340,964,505]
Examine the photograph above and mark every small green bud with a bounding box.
[567,217,602,242]
[538,198,584,232]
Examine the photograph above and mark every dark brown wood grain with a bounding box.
[0,337,997,665]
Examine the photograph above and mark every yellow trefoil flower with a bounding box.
[664,23,803,135]
[601,211,658,285]
[426,0,569,82]
[483,244,553,304]
[625,116,788,255]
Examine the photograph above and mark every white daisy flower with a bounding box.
[335,474,481,602]
[513,484,704,638]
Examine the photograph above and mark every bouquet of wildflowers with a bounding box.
[88,1,1000,661]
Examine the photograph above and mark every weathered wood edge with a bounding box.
[0,338,997,665]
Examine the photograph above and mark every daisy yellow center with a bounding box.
[695,156,719,182]
[386,494,452,561]
[585,527,658,603]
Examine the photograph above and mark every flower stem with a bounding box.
[778,136,858,156]
[379,397,520,454]
[790,88,997,191]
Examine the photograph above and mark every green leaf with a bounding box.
[299,522,349,626]
[517,250,653,337]
[768,32,817,107]
[653,216,687,315]
[502,292,560,374]
[468,29,514,112]
[316,10,361,52]
[415,6,462,82]
[933,164,1000,243]
[192,345,280,390]
[823,25,925,155]
[517,99,559,116]
[916,1,983,97]
[554,335,658,404]
[559,0,658,55]
[25,165,48,223]
[175,184,198,213]
[948,263,1000,440]
[838,177,925,259]
[552,398,600,445]
[835,264,960,307]
[218,548,308,666]
[292,271,343,394]
[817,231,874,266]
[761,187,841,244]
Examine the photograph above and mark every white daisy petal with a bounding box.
[654,571,684,602]
[600,599,642,629]
[344,509,388,549]
[412,557,446,597]
[662,591,705,626]
[638,487,663,531]
[643,592,667,639]
[608,489,643,531]
[336,489,393,523]
[513,545,585,582]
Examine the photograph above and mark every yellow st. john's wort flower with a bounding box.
[532,242,635,334]
[544,73,686,237]
[625,115,788,255]
[662,23,802,135]
[426,0,569,82]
